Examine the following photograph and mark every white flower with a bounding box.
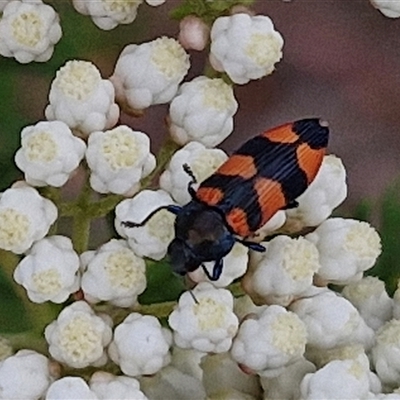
[145,0,166,6]
[372,320,400,388]
[89,372,148,399]
[370,0,400,17]
[284,155,347,231]
[342,276,393,331]
[300,359,371,400]
[209,13,283,84]
[46,377,98,400]
[0,185,57,254]
[14,121,86,187]
[13,235,80,303]
[188,242,249,288]
[139,365,206,400]
[115,190,176,260]
[0,350,53,400]
[289,289,375,350]
[45,60,119,137]
[169,282,239,353]
[44,301,113,369]
[393,281,400,319]
[260,358,316,400]
[306,218,382,285]
[231,305,307,374]
[169,76,238,148]
[0,1,12,12]
[201,352,262,399]
[0,0,61,63]
[81,239,146,307]
[110,37,190,111]
[108,313,172,377]
[178,16,209,51]
[159,141,228,205]
[72,0,143,30]
[243,236,320,306]
[86,126,155,195]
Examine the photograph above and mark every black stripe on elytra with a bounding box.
[198,173,262,233]
[293,119,329,150]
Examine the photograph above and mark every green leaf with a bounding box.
[365,181,400,295]
[139,259,186,305]
[0,266,32,334]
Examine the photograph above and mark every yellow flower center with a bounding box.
[11,11,43,48]
[32,269,62,295]
[0,209,30,250]
[25,131,57,163]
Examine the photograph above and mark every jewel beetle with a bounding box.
[122,118,329,281]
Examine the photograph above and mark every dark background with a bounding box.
[1,0,399,211]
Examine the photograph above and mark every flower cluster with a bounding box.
[0,1,398,399]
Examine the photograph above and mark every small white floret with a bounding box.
[300,359,371,400]
[244,235,320,306]
[209,13,283,84]
[13,235,80,303]
[178,15,210,51]
[72,0,143,30]
[231,305,307,374]
[159,141,228,205]
[284,154,347,231]
[0,0,62,63]
[89,371,148,399]
[372,319,400,388]
[306,218,382,285]
[46,376,98,400]
[342,276,393,331]
[169,282,239,353]
[108,313,172,376]
[370,0,400,17]
[289,289,375,350]
[115,190,176,260]
[0,185,57,254]
[81,239,146,307]
[15,120,86,187]
[168,76,238,148]
[0,350,53,400]
[44,301,113,368]
[111,37,190,111]
[86,126,155,195]
[45,60,120,137]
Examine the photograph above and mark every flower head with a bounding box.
[306,218,382,285]
[108,313,172,376]
[231,305,307,374]
[44,301,113,368]
[115,190,176,260]
[81,239,146,307]
[0,0,61,63]
[169,282,239,353]
[86,126,155,195]
[111,37,190,111]
[178,16,210,51]
[168,76,238,148]
[45,60,119,136]
[370,0,400,17]
[0,185,57,254]
[46,376,98,400]
[0,350,53,400]
[244,235,320,306]
[15,121,86,187]
[72,0,143,30]
[13,235,80,303]
[159,141,228,205]
[210,13,283,84]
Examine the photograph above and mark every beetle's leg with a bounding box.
[201,259,223,281]
[121,205,182,228]
[236,238,266,252]
[283,200,299,210]
[182,163,197,198]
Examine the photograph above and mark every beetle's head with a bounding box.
[167,238,199,276]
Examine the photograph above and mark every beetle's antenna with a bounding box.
[182,163,198,198]
[121,205,182,228]
[188,290,199,304]
[236,238,266,252]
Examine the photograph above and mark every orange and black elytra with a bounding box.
[122,118,329,281]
